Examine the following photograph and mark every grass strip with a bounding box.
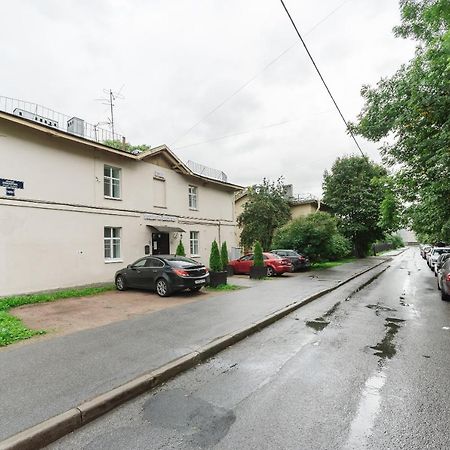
[311,257,356,270]
[0,284,115,347]
[205,284,243,292]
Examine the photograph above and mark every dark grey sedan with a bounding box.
[115,255,210,297]
[270,249,310,271]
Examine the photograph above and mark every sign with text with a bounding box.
[0,178,24,197]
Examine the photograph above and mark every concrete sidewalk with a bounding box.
[0,256,392,443]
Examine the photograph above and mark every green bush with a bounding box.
[384,234,405,249]
[209,240,223,272]
[175,239,186,256]
[253,241,264,267]
[221,241,229,267]
[272,212,350,262]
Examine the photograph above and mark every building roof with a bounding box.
[0,111,242,191]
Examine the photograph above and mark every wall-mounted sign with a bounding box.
[0,178,24,197]
[143,213,176,223]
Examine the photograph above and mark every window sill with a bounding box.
[104,259,123,264]
[189,208,198,211]
[154,205,167,209]
[104,196,122,201]
[190,254,201,258]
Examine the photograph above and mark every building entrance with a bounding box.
[152,232,170,255]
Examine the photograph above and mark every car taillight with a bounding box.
[174,269,189,277]
[299,256,305,261]
[446,274,450,282]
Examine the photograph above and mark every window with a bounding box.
[154,178,166,207]
[188,185,198,209]
[104,227,121,261]
[190,231,199,256]
[146,258,165,268]
[104,165,121,199]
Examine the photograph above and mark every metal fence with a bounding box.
[186,160,228,183]
[0,95,125,145]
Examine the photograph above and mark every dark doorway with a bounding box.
[152,232,170,255]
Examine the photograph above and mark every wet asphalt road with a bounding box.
[49,248,450,450]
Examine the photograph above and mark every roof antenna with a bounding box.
[96,85,124,140]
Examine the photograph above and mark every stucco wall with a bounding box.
[0,118,238,295]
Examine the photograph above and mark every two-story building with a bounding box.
[0,110,241,296]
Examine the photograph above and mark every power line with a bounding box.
[169,0,353,147]
[278,0,365,157]
[173,110,333,150]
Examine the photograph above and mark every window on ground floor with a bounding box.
[104,227,121,261]
[190,231,199,256]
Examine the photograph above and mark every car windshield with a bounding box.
[165,256,202,268]
[435,248,450,255]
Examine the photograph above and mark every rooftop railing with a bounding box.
[0,95,125,145]
[186,160,228,183]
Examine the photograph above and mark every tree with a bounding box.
[209,240,223,272]
[272,211,351,262]
[220,241,229,268]
[352,0,450,242]
[322,156,388,257]
[253,241,264,267]
[175,239,186,257]
[237,178,291,251]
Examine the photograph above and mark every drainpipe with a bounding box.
[218,221,222,246]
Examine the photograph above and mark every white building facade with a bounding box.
[0,112,241,296]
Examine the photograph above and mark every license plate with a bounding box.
[195,279,205,284]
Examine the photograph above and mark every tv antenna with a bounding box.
[96,86,125,139]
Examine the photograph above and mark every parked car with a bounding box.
[434,252,450,276]
[420,244,431,259]
[429,247,450,271]
[228,252,293,276]
[437,258,450,301]
[270,249,310,271]
[115,255,209,297]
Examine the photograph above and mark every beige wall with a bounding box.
[0,118,238,295]
[290,203,318,219]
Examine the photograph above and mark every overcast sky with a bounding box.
[1,0,416,196]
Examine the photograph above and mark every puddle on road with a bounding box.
[345,316,406,449]
[366,303,397,316]
[306,302,341,332]
[306,318,330,332]
[370,317,405,360]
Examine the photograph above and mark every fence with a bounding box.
[0,95,125,145]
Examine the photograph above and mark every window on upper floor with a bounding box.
[104,227,121,261]
[190,231,199,256]
[104,165,121,199]
[188,185,198,210]
[154,178,166,208]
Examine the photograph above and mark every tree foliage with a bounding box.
[272,211,351,262]
[209,240,223,272]
[322,156,388,257]
[352,0,450,242]
[237,178,291,251]
[220,241,229,268]
[175,239,186,257]
[103,139,151,153]
[253,241,264,267]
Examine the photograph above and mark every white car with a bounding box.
[429,247,450,272]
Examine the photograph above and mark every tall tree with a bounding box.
[352,0,450,242]
[323,156,388,257]
[237,178,291,251]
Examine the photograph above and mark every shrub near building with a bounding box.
[272,212,351,263]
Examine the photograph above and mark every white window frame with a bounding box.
[104,165,121,199]
[188,185,198,210]
[104,227,122,262]
[190,231,199,256]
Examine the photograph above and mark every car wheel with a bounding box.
[266,266,275,277]
[189,286,202,292]
[156,278,171,297]
[441,289,450,301]
[115,275,127,291]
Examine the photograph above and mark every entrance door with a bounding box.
[152,232,170,255]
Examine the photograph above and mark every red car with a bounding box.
[229,252,293,276]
